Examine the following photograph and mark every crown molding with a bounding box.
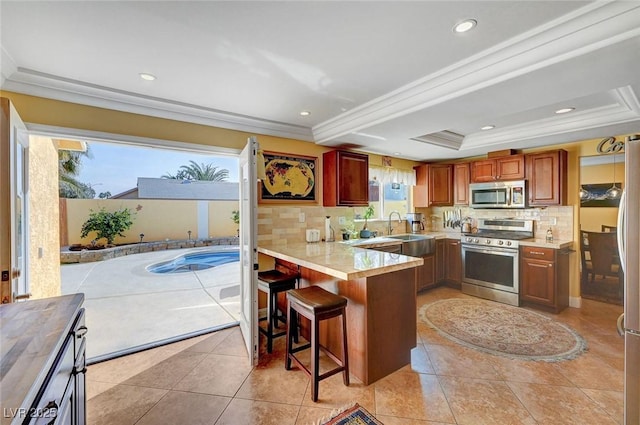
[461,87,640,150]
[0,46,18,88]
[1,68,314,142]
[312,1,640,144]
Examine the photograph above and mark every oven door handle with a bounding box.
[462,245,518,256]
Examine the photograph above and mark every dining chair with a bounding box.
[581,230,623,286]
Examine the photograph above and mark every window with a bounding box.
[354,166,415,221]
[356,180,410,220]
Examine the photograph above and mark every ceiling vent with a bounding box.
[411,131,464,150]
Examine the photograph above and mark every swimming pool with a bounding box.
[148,249,240,273]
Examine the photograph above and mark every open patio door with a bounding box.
[0,98,29,304]
[239,136,258,365]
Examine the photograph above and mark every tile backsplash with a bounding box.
[258,205,574,245]
[419,206,574,241]
[258,206,407,245]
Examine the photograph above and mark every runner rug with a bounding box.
[419,298,587,361]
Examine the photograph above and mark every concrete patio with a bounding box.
[61,246,240,362]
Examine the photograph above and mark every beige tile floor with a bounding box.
[87,286,624,424]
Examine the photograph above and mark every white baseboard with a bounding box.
[569,296,582,308]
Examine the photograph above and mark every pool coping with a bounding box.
[60,237,240,264]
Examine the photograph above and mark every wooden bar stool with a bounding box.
[285,286,349,402]
[257,269,299,353]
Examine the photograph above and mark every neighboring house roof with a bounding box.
[118,178,239,200]
[110,188,139,199]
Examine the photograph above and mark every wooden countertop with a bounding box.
[258,241,423,280]
[0,294,84,425]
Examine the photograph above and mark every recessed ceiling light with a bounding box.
[300,110,311,116]
[453,19,477,33]
[393,152,401,156]
[481,125,495,131]
[555,107,575,114]
[139,73,156,81]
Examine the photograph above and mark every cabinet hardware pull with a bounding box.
[530,251,545,255]
[75,325,88,337]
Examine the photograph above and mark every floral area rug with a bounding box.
[419,298,587,361]
[318,403,383,425]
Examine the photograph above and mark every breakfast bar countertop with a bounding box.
[258,241,423,281]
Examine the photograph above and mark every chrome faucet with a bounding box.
[388,211,402,235]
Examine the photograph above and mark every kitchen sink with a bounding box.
[387,234,431,241]
[388,234,435,257]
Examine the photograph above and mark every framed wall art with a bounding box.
[259,151,317,203]
[579,183,623,207]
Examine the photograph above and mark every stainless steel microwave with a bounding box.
[469,180,526,209]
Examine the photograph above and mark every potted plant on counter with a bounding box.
[359,205,375,238]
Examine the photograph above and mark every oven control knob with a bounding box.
[485,239,491,244]
[473,238,479,243]
[466,237,473,243]
[506,241,512,246]
[498,240,504,245]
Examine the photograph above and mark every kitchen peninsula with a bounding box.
[258,241,423,385]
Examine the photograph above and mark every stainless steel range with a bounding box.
[461,218,534,306]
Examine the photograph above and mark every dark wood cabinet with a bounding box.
[433,238,460,286]
[520,245,570,313]
[323,150,369,206]
[453,162,470,205]
[471,154,525,183]
[445,239,462,285]
[417,254,436,292]
[435,239,446,283]
[526,150,567,206]
[413,163,453,207]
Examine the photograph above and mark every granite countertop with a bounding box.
[258,241,423,280]
[0,294,84,425]
[343,232,573,250]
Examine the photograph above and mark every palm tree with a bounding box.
[162,161,229,181]
[59,148,95,198]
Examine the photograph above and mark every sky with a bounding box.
[76,141,239,196]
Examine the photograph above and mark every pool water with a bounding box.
[148,250,240,273]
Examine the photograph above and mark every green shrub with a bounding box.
[80,207,135,245]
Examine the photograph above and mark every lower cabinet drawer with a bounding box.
[30,336,75,424]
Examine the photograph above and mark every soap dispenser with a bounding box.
[546,227,553,243]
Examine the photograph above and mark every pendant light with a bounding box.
[579,186,592,201]
[606,153,622,200]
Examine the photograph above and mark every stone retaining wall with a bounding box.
[60,237,240,264]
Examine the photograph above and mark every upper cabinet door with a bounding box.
[323,150,369,206]
[454,163,470,205]
[470,159,497,182]
[496,154,526,181]
[471,155,525,182]
[428,164,453,206]
[413,163,453,207]
[526,150,567,206]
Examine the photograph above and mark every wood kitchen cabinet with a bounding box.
[520,245,570,313]
[445,238,462,286]
[417,254,436,292]
[323,150,369,206]
[434,238,460,286]
[471,154,525,183]
[435,238,446,283]
[526,149,568,206]
[453,162,470,205]
[413,163,453,207]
